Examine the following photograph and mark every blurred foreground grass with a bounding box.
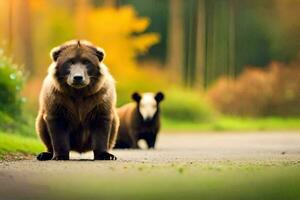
[5,162,300,200]
[55,166,300,200]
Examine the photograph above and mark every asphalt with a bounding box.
[0,132,300,200]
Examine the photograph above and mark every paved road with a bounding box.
[0,132,300,200]
[115,132,300,163]
[1,132,300,169]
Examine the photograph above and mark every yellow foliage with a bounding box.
[132,33,160,54]
[19,1,160,108]
[75,5,160,80]
[28,0,46,12]
[27,1,159,80]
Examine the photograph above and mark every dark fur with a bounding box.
[36,40,119,161]
[115,92,164,149]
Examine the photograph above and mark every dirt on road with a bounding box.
[1,132,300,200]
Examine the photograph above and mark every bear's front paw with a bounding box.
[37,152,53,161]
[94,152,117,160]
[52,154,69,160]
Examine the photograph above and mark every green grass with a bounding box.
[0,132,43,157]
[36,163,300,200]
[163,117,300,132]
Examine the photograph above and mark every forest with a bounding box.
[0,1,300,199]
[0,0,299,136]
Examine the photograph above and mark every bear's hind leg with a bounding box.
[36,113,53,161]
[37,152,53,161]
[108,112,119,149]
[45,116,71,160]
[91,113,117,160]
[145,132,157,149]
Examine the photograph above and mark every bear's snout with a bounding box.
[73,74,84,83]
[67,63,90,88]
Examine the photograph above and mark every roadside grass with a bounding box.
[162,117,300,132]
[0,132,43,158]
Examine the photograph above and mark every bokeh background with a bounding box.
[0,0,300,137]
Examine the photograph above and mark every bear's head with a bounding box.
[132,92,164,122]
[49,40,106,92]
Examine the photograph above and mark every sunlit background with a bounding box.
[0,0,300,136]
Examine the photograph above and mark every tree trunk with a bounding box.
[167,0,184,82]
[228,0,236,77]
[17,0,34,75]
[195,0,206,89]
[7,0,14,54]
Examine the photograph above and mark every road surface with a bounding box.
[1,132,300,200]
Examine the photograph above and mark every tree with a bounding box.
[167,0,184,82]
[195,0,206,88]
[17,0,34,74]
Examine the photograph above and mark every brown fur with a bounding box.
[115,92,164,149]
[36,40,119,160]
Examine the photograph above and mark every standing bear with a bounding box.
[36,40,119,161]
[115,92,164,149]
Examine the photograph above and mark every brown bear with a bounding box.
[36,40,119,161]
[115,92,164,149]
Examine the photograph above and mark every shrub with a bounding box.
[0,50,24,117]
[161,89,215,123]
[0,50,27,133]
[207,57,300,117]
[266,61,300,116]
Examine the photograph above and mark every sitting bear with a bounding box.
[36,40,119,161]
[115,92,164,149]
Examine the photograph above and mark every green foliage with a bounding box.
[0,110,36,137]
[121,0,169,61]
[161,89,215,123]
[0,50,24,117]
[0,50,35,137]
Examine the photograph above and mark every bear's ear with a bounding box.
[80,40,105,62]
[132,92,141,102]
[155,92,164,103]
[95,47,105,62]
[89,46,105,62]
[50,46,63,62]
[50,40,77,61]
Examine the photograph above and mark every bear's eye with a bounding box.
[66,59,75,65]
[82,59,92,65]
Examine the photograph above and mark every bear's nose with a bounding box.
[73,75,83,83]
